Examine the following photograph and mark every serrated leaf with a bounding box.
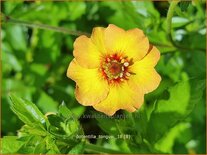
[59,102,75,119]
[33,139,47,154]
[18,123,47,137]
[1,136,25,154]
[37,91,58,113]
[17,135,45,154]
[10,94,46,126]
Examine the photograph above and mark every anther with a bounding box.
[124,62,129,67]
[114,76,119,79]
[126,72,131,77]
[121,59,125,63]
[121,66,124,71]
[120,72,123,78]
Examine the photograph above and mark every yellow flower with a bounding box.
[67,24,161,116]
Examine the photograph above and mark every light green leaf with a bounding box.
[1,136,25,154]
[172,17,190,28]
[68,2,86,21]
[58,103,82,136]
[68,141,85,154]
[155,81,190,115]
[147,78,205,144]
[18,123,47,137]
[37,91,58,113]
[10,94,46,126]
[155,123,190,153]
[59,102,75,119]
[6,25,27,51]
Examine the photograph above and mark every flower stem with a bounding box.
[2,14,90,37]
[84,143,129,154]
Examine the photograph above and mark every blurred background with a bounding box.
[1,0,206,154]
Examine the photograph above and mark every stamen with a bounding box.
[126,72,131,77]
[101,54,134,84]
[114,76,119,79]
[121,59,125,63]
[120,72,123,78]
[124,62,129,67]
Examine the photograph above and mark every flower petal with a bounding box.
[67,59,109,106]
[93,82,144,116]
[73,35,101,68]
[91,27,106,54]
[128,46,161,94]
[104,24,149,61]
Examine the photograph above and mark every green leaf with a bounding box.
[155,81,190,115]
[68,141,85,154]
[154,123,190,153]
[146,81,190,143]
[18,123,47,137]
[17,135,45,154]
[9,94,46,126]
[146,77,205,144]
[5,25,27,51]
[68,2,86,21]
[1,136,25,154]
[58,102,75,119]
[179,1,190,11]
[95,112,119,135]
[47,103,82,143]
[33,139,47,154]
[2,43,22,72]
[37,91,58,113]
[172,17,190,28]
[58,103,83,135]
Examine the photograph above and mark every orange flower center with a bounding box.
[101,54,134,83]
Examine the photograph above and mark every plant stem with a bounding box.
[85,143,129,154]
[167,0,180,40]
[3,15,90,37]
[3,14,205,53]
[166,0,204,52]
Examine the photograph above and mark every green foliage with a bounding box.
[2,136,25,154]
[1,95,84,154]
[1,0,206,154]
[10,94,46,126]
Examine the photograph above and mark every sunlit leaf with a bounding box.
[10,94,46,126]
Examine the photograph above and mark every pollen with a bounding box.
[101,54,133,83]
[123,62,129,67]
